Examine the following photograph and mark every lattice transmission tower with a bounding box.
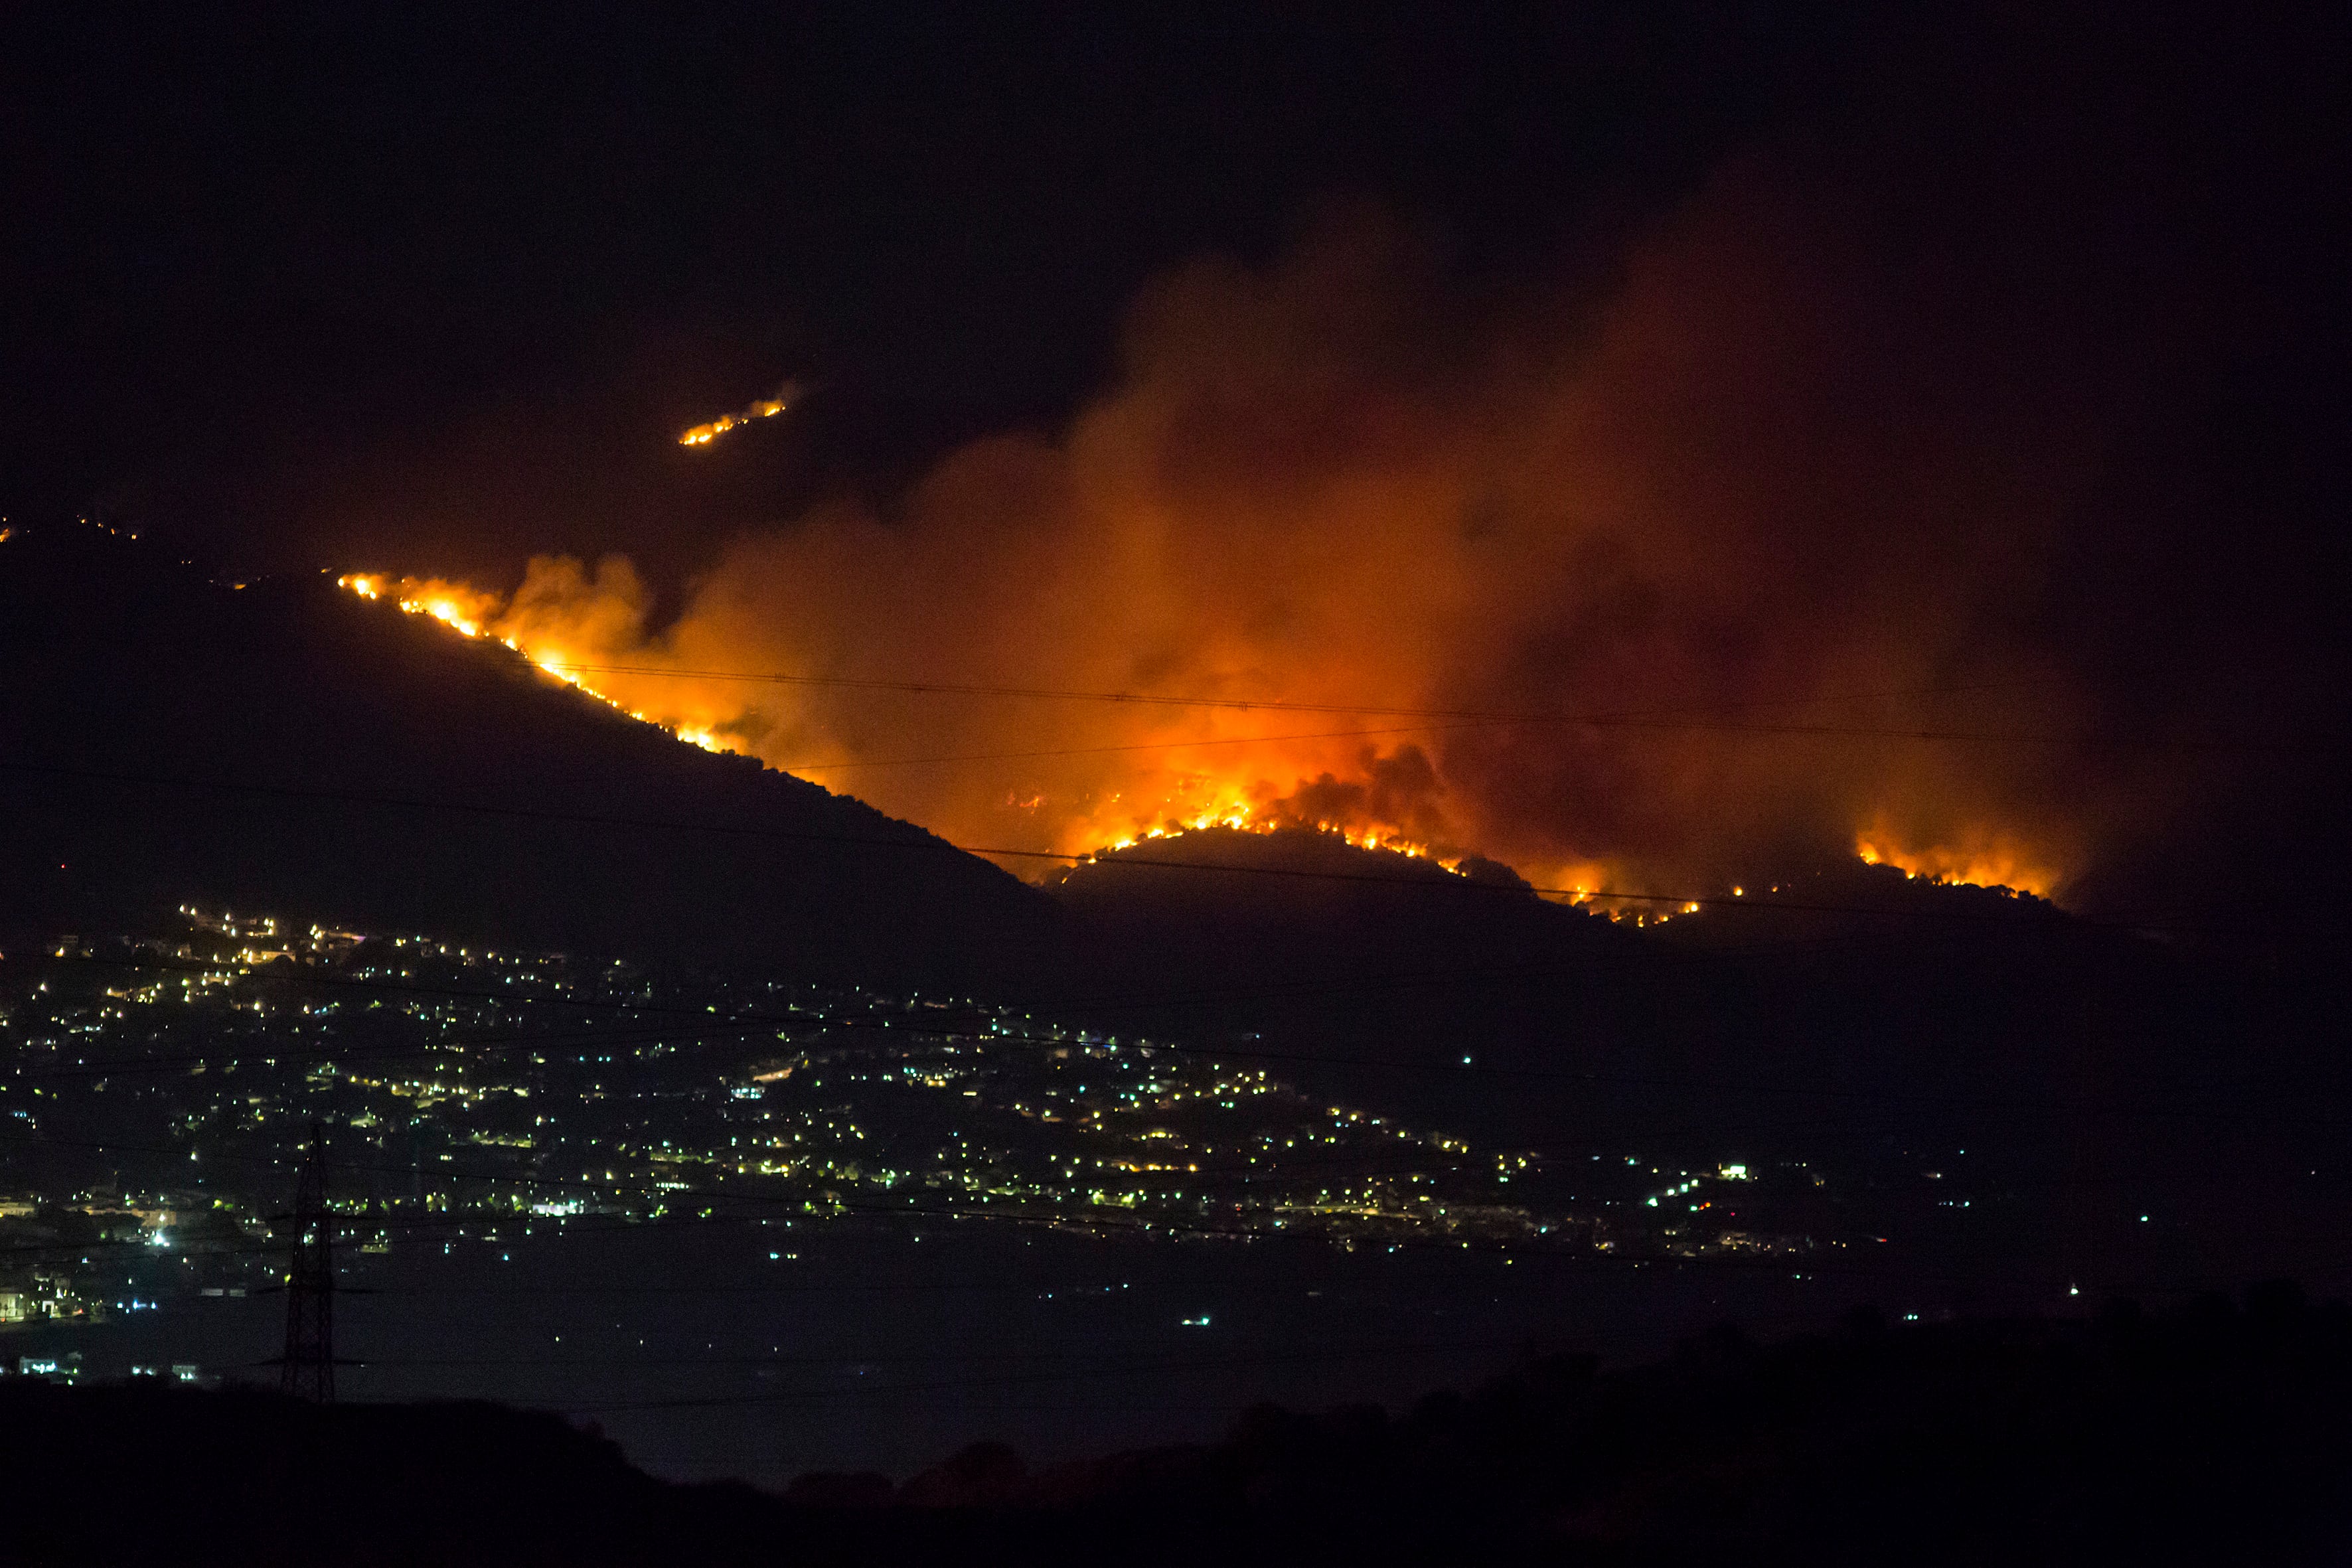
[279,1121,336,1402]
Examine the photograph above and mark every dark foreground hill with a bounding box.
[0,524,1064,991]
[1048,826,1636,1137]
[11,1285,2352,1566]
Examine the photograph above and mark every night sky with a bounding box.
[7,7,1895,580]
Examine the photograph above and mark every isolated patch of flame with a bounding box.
[678,383,800,448]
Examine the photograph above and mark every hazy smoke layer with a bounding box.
[447,155,2292,906]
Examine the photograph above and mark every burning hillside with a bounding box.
[324,168,2285,911]
[0,524,1062,988]
[677,380,806,449]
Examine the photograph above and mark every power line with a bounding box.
[9,945,2332,1129]
[315,1340,1496,1370]
[777,719,1497,773]
[772,716,2292,770]
[3,753,2201,931]
[548,1346,1476,1413]
[0,959,2260,1129]
[533,663,1936,720]
[7,1130,2315,1298]
[532,662,2296,756]
[6,907,2111,1051]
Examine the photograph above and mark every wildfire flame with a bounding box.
[1097,805,1462,872]
[336,573,740,759]
[319,205,2130,909]
[330,568,1502,876]
[327,566,2060,907]
[678,380,804,448]
[1855,826,2055,898]
[337,574,499,638]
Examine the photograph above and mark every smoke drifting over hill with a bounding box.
[347,86,2340,913]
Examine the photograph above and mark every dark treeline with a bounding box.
[13,1285,2352,1565]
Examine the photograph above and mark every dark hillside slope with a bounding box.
[1047,831,2346,1291]
[0,526,1064,989]
[1048,827,1635,1137]
[1044,830,2134,1153]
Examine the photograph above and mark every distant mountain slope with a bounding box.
[0,525,1065,988]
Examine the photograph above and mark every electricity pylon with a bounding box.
[279,1121,335,1402]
